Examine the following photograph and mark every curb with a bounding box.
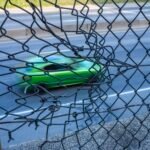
[1,19,148,41]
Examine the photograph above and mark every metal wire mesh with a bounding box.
[0,0,150,149]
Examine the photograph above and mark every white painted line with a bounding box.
[0,86,150,119]
[40,49,70,55]
[0,49,71,60]
[121,10,137,14]
[62,86,150,106]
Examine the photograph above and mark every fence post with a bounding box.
[0,141,2,150]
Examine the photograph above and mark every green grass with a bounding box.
[0,0,80,8]
[0,0,146,8]
[95,0,145,3]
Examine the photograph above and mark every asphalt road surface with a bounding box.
[0,28,150,148]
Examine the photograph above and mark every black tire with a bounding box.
[89,76,99,83]
[24,84,39,94]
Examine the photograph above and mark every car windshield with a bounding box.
[43,64,72,71]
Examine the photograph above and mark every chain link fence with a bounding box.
[0,0,150,149]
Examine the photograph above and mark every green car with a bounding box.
[16,55,102,93]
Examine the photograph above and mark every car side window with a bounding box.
[43,64,71,71]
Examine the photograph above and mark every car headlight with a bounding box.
[23,75,31,81]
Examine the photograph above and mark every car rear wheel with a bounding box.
[24,84,39,94]
[24,84,48,94]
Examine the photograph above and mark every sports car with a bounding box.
[16,55,102,93]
